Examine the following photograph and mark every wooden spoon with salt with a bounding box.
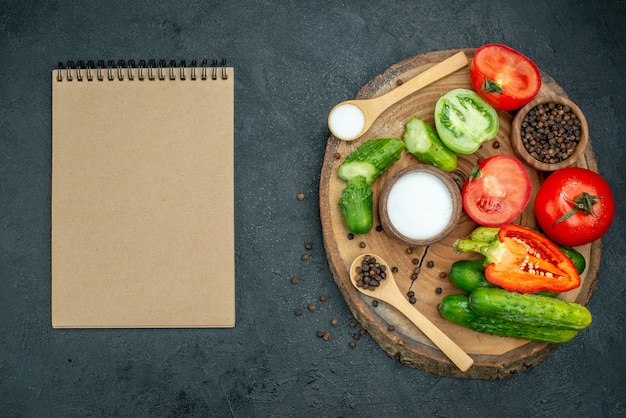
[350,254,474,372]
[328,51,469,141]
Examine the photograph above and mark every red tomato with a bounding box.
[462,155,532,227]
[470,44,541,111]
[535,167,614,246]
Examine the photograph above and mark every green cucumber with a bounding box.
[449,259,495,293]
[439,294,579,343]
[469,287,592,330]
[558,245,587,275]
[403,116,457,172]
[338,176,373,234]
[448,259,557,297]
[337,138,405,184]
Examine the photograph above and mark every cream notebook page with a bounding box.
[51,62,235,328]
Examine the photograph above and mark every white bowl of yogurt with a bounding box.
[379,165,461,247]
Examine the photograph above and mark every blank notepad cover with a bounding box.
[51,63,235,328]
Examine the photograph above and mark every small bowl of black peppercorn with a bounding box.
[510,95,588,171]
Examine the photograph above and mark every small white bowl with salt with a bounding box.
[378,165,461,247]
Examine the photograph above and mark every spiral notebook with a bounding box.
[51,59,235,328]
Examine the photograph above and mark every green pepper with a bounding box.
[434,88,499,154]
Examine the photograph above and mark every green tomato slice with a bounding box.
[434,88,499,154]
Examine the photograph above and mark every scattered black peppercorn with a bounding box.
[376,225,383,232]
[317,331,330,341]
[295,308,303,316]
[347,233,354,240]
[435,287,442,294]
[391,266,399,273]
[359,242,366,248]
[409,296,417,304]
[427,261,434,268]
[493,141,500,149]
[387,324,395,331]
[305,243,313,251]
[439,272,447,279]
[372,300,378,307]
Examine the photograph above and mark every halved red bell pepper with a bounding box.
[455,224,580,293]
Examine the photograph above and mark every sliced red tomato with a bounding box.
[535,167,614,246]
[462,155,532,227]
[470,44,541,111]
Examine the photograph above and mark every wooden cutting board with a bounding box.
[319,48,600,380]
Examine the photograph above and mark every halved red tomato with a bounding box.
[470,44,541,111]
[462,155,532,227]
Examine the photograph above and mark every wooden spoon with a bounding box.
[328,51,469,141]
[349,254,474,372]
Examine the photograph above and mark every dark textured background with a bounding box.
[1,1,625,416]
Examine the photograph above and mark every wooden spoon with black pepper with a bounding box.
[349,254,474,372]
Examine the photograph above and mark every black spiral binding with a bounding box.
[56,59,228,82]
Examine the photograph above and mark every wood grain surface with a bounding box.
[319,48,601,380]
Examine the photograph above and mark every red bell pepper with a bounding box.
[455,224,581,293]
